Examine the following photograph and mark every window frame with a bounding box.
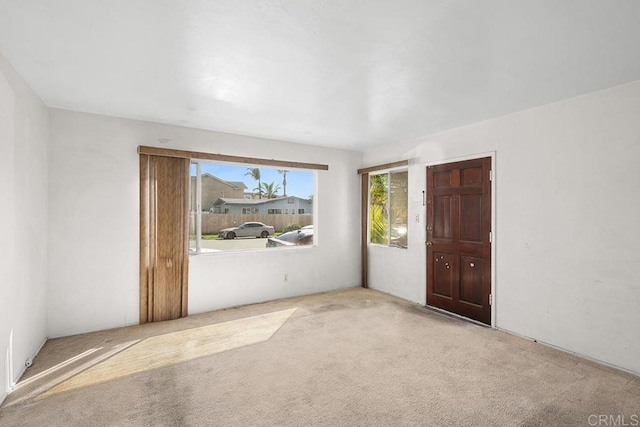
[140,146,325,257]
[188,157,318,255]
[368,167,408,249]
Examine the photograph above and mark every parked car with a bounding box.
[218,222,274,239]
[266,227,314,248]
[390,226,408,248]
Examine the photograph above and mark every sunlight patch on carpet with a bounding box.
[15,347,102,390]
[41,308,297,398]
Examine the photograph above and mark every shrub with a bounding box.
[283,223,302,232]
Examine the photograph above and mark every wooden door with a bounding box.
[140,154,190,323]
[426,157,491,324]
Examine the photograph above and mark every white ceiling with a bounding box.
[1,1,639,151]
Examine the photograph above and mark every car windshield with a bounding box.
[277,230,302,242]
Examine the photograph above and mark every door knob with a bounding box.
[426,241,433,246]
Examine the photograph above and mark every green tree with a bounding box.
[369,174,388,244]
[261,181,281,199]
[370,173,388,206]
[245,168,262,199]
[369,205,388,244]
[278,170,288,197]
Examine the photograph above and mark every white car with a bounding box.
[266,226,314,248]
[218,222,274,239]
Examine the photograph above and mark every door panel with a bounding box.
[460,194,482,243]
[434,170,453,188]
[433,252,454,298]
[461,166,483,186]
[433,196,453,239]
[237,225,248,237]
[459,255,484,306]
[426,157,491,324]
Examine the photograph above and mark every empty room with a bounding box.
[1,1,639,426]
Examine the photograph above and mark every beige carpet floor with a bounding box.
[1,288,638,426]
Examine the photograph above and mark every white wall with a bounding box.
[3,50,638,403]
[0,54,49,403]
[47,110,362,337]
[362,80,640,374]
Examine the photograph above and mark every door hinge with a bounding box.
[489,294,493,305]
[489,231,492,243]
[489,170,493,181]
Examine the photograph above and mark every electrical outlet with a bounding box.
[284,273,288,282]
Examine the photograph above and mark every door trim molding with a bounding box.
[424,151,497,328]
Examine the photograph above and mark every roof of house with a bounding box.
[213,196,310,206]
[227,181,248,189]
[195,173,248,189]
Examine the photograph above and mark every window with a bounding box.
[298,209,305,214]
[140,145,325,256]
[369,170,408,248]
[189,160,316,253]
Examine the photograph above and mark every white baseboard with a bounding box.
[496,328,640,378]
[8,337,48,393]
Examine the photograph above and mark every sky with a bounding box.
[192,162,314,199]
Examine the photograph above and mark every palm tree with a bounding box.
[261,181,281,199]
[369,204,388,244]
[278,170,288,197]
[370,173,388,206]
[245,168,262,199]
[369,174,388,244]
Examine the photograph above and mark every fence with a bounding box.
[190,213,313,235]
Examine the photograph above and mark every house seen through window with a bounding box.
[190,161,315,253]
